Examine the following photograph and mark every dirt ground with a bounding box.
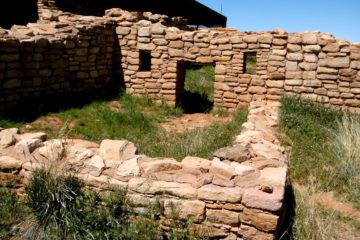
[160,113,232,132]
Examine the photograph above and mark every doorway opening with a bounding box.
[176,62,215,113]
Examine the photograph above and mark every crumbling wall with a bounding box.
[0,17,116,113]
[0,100,287,240]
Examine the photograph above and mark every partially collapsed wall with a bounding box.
[1,6,360,113]
[0,100,287,240]
[0,3,359,239]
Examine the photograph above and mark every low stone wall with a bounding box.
[0,100,287,239]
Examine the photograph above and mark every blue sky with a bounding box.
[197,0,360,43]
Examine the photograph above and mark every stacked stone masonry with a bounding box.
[0,100,286,240]
[0,5,360,112]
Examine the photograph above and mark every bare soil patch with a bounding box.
[161,113,232,132]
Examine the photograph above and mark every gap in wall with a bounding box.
[176,62,215,114]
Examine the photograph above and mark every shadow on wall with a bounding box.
[1,33,125,122]
[276,184,296,240]
[0,0,38,29]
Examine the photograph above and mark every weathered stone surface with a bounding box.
[198,184,242,203]
[302,33,317,44]
[213,145,249,162]
[239,225,275,240]
[210,158,237,179]
[212,174,235,187]
[164,199,205,222]
[241,208,279,232]
[0,156,23,170]
[230,162,256,177]
[14,138,43,153]
[207,209,239,226]
[116,157,141,179]
[287,53,303,61]
[351,61,360,70]
[181,156,211,174]
[303,44,321,53]
[38,139,65,160]
[140,158,181,176]
[242,187,284,211]
[83,155,105,177]
[129,178,197,199]
[192,173,213,188]
[319,57,350,68]
[0,128,18,148]
[99,140,137,162]
[16,132,47,142]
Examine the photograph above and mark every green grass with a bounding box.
[0,188,28,239]
[245,55,256,74]
[279,97,360,239]
[279,96,343,191]
[184,65,215,101]
[6,94,247,161]
[4,168,207,239]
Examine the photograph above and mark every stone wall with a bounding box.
[0,100,287,240]
[112,12,360,111]
[0,15,116,113]
[1,6,360,113]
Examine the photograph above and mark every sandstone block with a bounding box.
[140,158,181,176]
[0,128,18,148]
[351,61,360,70]
[241,208,279,232]
[259,167,287,187]
[266,81,284,88]
[164,199,205,222]
[302,33,318,44]
[207,209,239,226]
[303,45,321,53]
[323,43,340,52]
[302,71,316,80]
[249,86,267,94]
[285,79,302,86]
[15,138,43,153]
[182,156,211,174]
[212,174,235,187]
[242,187,284,211]
[83,155,105,177]
[169,48,183,57]
[210,158,237,179]
[224,92,237,99]
[304,80,322,87]
[213,145,249,162]
[299,62,317,71]
[285,62,298,71]
[239,225,275,240]
[304,53,318,63]
[319,57,350,68]
[99,139,137,162]
[198,184,242,203]
[117,157,141,179]
[38,139,65,160]
[287,53,303,61]
[0,156,23,170]
[129,178,197,199]
[287,44,301,52]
